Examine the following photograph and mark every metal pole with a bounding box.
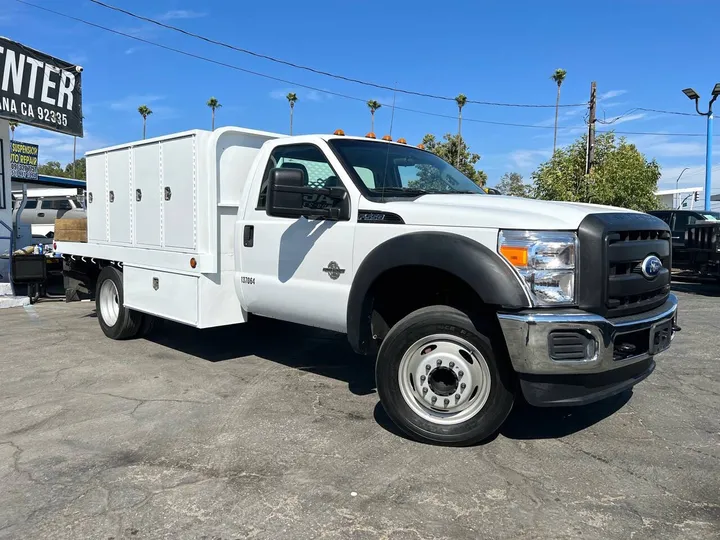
[704,112,713,212]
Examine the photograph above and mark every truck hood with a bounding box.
[374,194,637,230]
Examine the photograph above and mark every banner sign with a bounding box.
[0,37,83,137]
[10,140,39,181]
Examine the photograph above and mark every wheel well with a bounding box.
[368,266,490,342]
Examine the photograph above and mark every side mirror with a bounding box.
[266,168,349,220]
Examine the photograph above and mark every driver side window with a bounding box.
[257,144,341,209]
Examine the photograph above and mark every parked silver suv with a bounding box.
[12,193,86,238]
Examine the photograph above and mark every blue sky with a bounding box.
[3,0,720,196]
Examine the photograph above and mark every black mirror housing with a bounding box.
[265,168,350,220]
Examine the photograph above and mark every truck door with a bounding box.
[238,142,356,333]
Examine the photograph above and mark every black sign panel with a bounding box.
[10,140,39,181]
[0,37,83,137]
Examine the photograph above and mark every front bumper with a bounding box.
[497,294,678,406]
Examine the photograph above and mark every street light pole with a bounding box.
[705,111,713,212]
[682,84,719,212]
[675,167,689,208]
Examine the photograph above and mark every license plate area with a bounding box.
[650,320,672,355]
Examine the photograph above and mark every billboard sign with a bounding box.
[10,140,38,181]
[0,37,83,137]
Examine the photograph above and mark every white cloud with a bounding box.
[270,89,329,102]
[658,165,707,189]
[11,125,109,166]
[158,10,206,21]
[596,112,646,126]
[109,95,165,111]
[125,47,140,55]
[510,149,552,168]
[598,90,627,101]
[627,134,708,159]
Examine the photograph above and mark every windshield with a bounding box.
[328,138,485,199]
[701,213,720,221]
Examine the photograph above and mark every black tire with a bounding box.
[376,306,515,446]
[95,266,143,340]
[137,313,159,337]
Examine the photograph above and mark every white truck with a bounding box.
[57,127,679,445]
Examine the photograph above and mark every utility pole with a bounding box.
[586,81,597,175]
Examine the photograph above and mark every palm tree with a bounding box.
[138,105,153,139]
[551,68,567,154]
[286,92,298,135]
[8,121,18,140]
[207,97,222,130]
[455,94,467,138]
[367,100,381,133]
[455,94,468,166]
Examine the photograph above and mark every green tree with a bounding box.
[496,172,531,197]
[207,97,221,131]
[8,120,18,140]
[286,92,298,135]
[420,133,487,186]
[550,69,567,154]
[65,158,86,181]
[366,100,381,133]
[38,161,67,178]
[532,132,661,211]
[138,105,153,139]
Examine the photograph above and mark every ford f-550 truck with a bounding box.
[57,127,678,446]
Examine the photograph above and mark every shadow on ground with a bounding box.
[373,391,632,445]
[146,316,376,396]
[671,281,720,297]
[145,315,633,443]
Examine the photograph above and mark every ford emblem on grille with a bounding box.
[641,255,663,279]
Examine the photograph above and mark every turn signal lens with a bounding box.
[382,135,392,141]
[417,143,425,150]
[397,138,407,144]
[366,132,376,139]
[499,245,528,267]
[190,257,197,269]
[334,129,345,136]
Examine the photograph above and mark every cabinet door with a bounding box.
[133,144,162,247]
[162,137,197,251]
[86,154,107,242]
[107,150,132,245]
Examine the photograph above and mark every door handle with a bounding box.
[37,212,45,217]
[243,225,254,247]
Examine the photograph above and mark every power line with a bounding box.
[635,107,696,117]
[85,0,586,109]
[12,0,584,130]
[598,129,717,137]
[9,1,717,139]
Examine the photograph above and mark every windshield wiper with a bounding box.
[376,187,431,195]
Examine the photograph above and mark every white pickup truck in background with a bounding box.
[57,127,679,445]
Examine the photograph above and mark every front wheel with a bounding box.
[376,306,515,446]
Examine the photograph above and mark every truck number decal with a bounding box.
[241,276,255,285]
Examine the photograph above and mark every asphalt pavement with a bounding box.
[0,283,718,539]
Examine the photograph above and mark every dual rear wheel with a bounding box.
[96,266,155,340]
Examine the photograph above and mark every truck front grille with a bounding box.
[606,230,671,317]
[577,213,672,318]
[686,223,719,251]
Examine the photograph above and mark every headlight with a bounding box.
[498,230,577,305]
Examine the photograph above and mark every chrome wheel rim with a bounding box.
[398,333,492,425]
[99,279,120,327]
